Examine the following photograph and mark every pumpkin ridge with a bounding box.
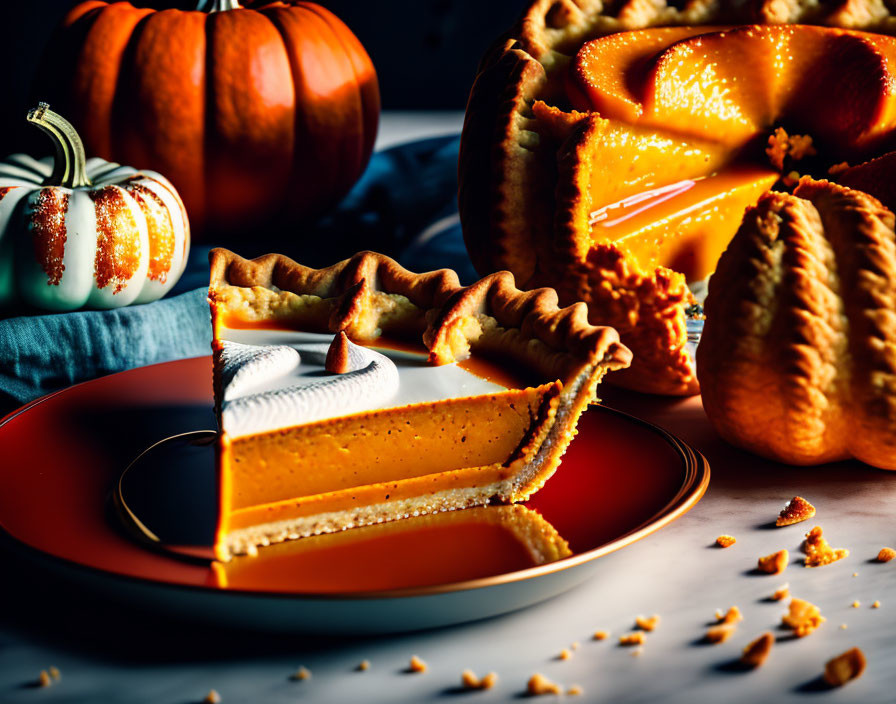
[794,179,896,467]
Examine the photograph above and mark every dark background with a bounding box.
[0,0,523,158]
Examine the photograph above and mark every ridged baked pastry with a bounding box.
[460,0,896,395]
[698,178,896,470]
[208,248,630,559]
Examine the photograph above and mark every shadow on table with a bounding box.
[599,387,893,502]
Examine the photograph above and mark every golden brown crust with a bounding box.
[698,179,896,469]
[209,248,632,385]
[460,0,896,396]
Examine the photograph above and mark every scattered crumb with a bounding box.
[289,666,311,681]
[782,597,825,637]
[772,584,790,601]
[877,547,896,562]
[619,632,646,646]
[357,660,370,672]
[567,684,583,696]
[570,641,580,651]
[853,572,859,577]
[852,601,861,609]
[705,624,736,644]
[558,649,572,661]
[776,496,816,526]
[461,670,497,690]
[803,526,849,567]
[37,671,51,688]
[740,632,774,668]
[758,549,789,574]
[592,630,609,641]
[872,600,881,609]
[48,667,60,682]
[635,614,660,632]
[527,673,561,696]
[202,691,222,704]
[766,127,817,171]
[716,535,736,548]
[408,655,427,673]
[840,624,848,630]
[828,161,851,176]
[717,606,743,625]
[824,647,866,687]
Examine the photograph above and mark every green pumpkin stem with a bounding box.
[195,0,242,11]
[26,103,91,189]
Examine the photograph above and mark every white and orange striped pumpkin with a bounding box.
[0,104,189,311]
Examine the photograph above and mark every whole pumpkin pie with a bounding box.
[208,248,630,560]
[460,0,896,395]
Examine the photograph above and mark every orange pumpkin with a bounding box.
[34,0,379,235]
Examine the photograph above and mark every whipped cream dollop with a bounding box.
[219,337,400,439]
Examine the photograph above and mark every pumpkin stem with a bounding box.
[195,0,243,11]
[26,103,91,189]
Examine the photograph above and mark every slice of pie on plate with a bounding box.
[208,248,631,560]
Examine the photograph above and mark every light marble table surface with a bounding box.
[0,113,892,703]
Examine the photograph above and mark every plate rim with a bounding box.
[0,357,710,602]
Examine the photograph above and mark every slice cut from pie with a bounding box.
[208,248,630,560]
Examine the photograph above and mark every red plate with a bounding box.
[0,356,708,633]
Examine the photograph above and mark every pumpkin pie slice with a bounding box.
[208,248,630,560]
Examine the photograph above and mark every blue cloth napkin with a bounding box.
[0,135,471,416]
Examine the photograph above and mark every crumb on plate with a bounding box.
[758,549,789,574]
[716,535,736,548]
[803,526,848,567]
[872,600,881,609]
[852,600,860,608]
[824,647,866,687]
[567,684,583,696]
[782,597,825,637]
[593,630,609,641]
[740,632,774,668]
[37,671,51,688]
[776,496,816,526]
[48,667,60,682]
[558,648,572,661]
[357,660,370,672]
[203,690,222,704]
[527,673,561,696]
[408,655,427,673]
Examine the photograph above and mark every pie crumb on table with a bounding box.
[592,630,609,641]
[740,633,774,668]
[776,496,816,526]
[289,666,311,681]
[877,547,896,562]
[716,535,736,548]
[635,614,660,631]
[824,647,867,687]
[619,632,646,646]
[803,526,849,567]
[772,584,790,601]
[461,670,497,690]
[758,549,789,574]
[705,624,736,644]
[782,598,825,637]
[408,655,427,673]
[527,673,561,696]
[202,690,222,704]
